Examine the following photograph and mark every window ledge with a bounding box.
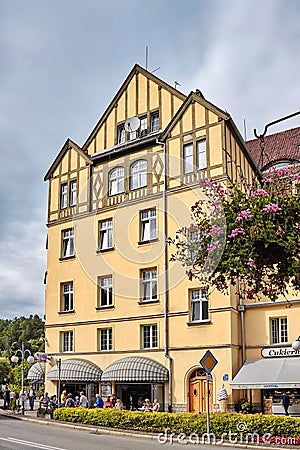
[96,305,115,311]
[138,299,159,305]
[59,255,75,261]
[187,320,211,326]
[96,247,114,254]
[97,349,113,353]
[138,238,158,245]
[58,310,75,315]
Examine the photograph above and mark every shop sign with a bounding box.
[261,347,300,358]
[101,382,112,397]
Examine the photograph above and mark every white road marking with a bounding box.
[0,437,67,450]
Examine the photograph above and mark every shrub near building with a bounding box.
[53,409,300,438]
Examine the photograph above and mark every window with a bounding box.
[150,111,159,132]
[183,143,194,174]
[271,317,288,344]
[98,328,112,351]
[61,331,73,352]
[141,324,158,349]
[130,160,147,190]
[196,139,207,170]
[108,167,124,196]
[189,228,200,264]
[69,180,77,206]
[141,269,157,302]
[99,276,113,307]
[139,116,148,137]
[62,228,74,258]
[140,208,156,241]
[99,219,113,250]
[60,183,68,209]
[61,282,74,312]
[117,124,126,144]
[190,289,209,322]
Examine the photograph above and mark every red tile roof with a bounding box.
[246,127,300,170]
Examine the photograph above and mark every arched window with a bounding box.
[130,160,147,190]
[108,167,124,196]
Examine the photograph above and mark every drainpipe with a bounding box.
[238,276,246,364]
[156,137,173,413]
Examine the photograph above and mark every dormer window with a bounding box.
[150,111,159,132]
[139,116,148,137]
[117,124,126,144]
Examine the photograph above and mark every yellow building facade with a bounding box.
[44,64,300,413]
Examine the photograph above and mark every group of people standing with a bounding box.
[94,394,123,409]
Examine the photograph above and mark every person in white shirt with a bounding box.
[79,391,88,408]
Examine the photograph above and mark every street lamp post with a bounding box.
[11,342,34,415]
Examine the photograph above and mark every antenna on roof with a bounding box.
[174,81,181,90]
[243,118,247,141]
[145,46,149,70]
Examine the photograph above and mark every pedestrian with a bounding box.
[111,394,117,407]
[49,395,58,411]
[3,386,10,410]
[79,391,88,408]
[143,398,152,412]
[104,396,113,408]
[115,397,123,410]
[65,393,75,407]
[152,398,160,412]
[28,385,36,411]
[60,389,67,407]
[94,393,104,408]
[282,392,290,416]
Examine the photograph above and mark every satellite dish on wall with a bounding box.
[124,116,140,132]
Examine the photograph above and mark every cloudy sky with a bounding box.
[0,0,299,319]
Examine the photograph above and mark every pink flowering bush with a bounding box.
[169,168,300,301]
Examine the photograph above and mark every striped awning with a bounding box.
[27,362,45,381]
[47,359,102,382]
[101,357,168,382]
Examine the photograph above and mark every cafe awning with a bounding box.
[231,358,300,389]
[47,359,102,382]
[101,356,168,382]
[27,362,45,381]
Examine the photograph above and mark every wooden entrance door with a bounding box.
[189,369,213,413]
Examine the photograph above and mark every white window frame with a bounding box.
[99,276,113,307]
[60,183,68,209]
[99,328,113,351]
[108,167,124,196]
[130,160,147,190]
[141,269,157,302]
[62,228,74,258]
[99,219,113,250]
[61,331,73,352]
[69,180,77,206]
[117,124,126,144]
[140,208,156,241]
[190,289,209,322]
[150,111,159,132]
[183,143,194,174]
[270,317,288,344]
[196,139,207,170]
[142,324,158,349]
[61,282,74,312]
[139,115,148,137]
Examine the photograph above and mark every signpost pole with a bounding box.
[206,373,210,437]
[199,350,218,442]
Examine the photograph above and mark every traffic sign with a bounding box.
[200,350,218,373]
